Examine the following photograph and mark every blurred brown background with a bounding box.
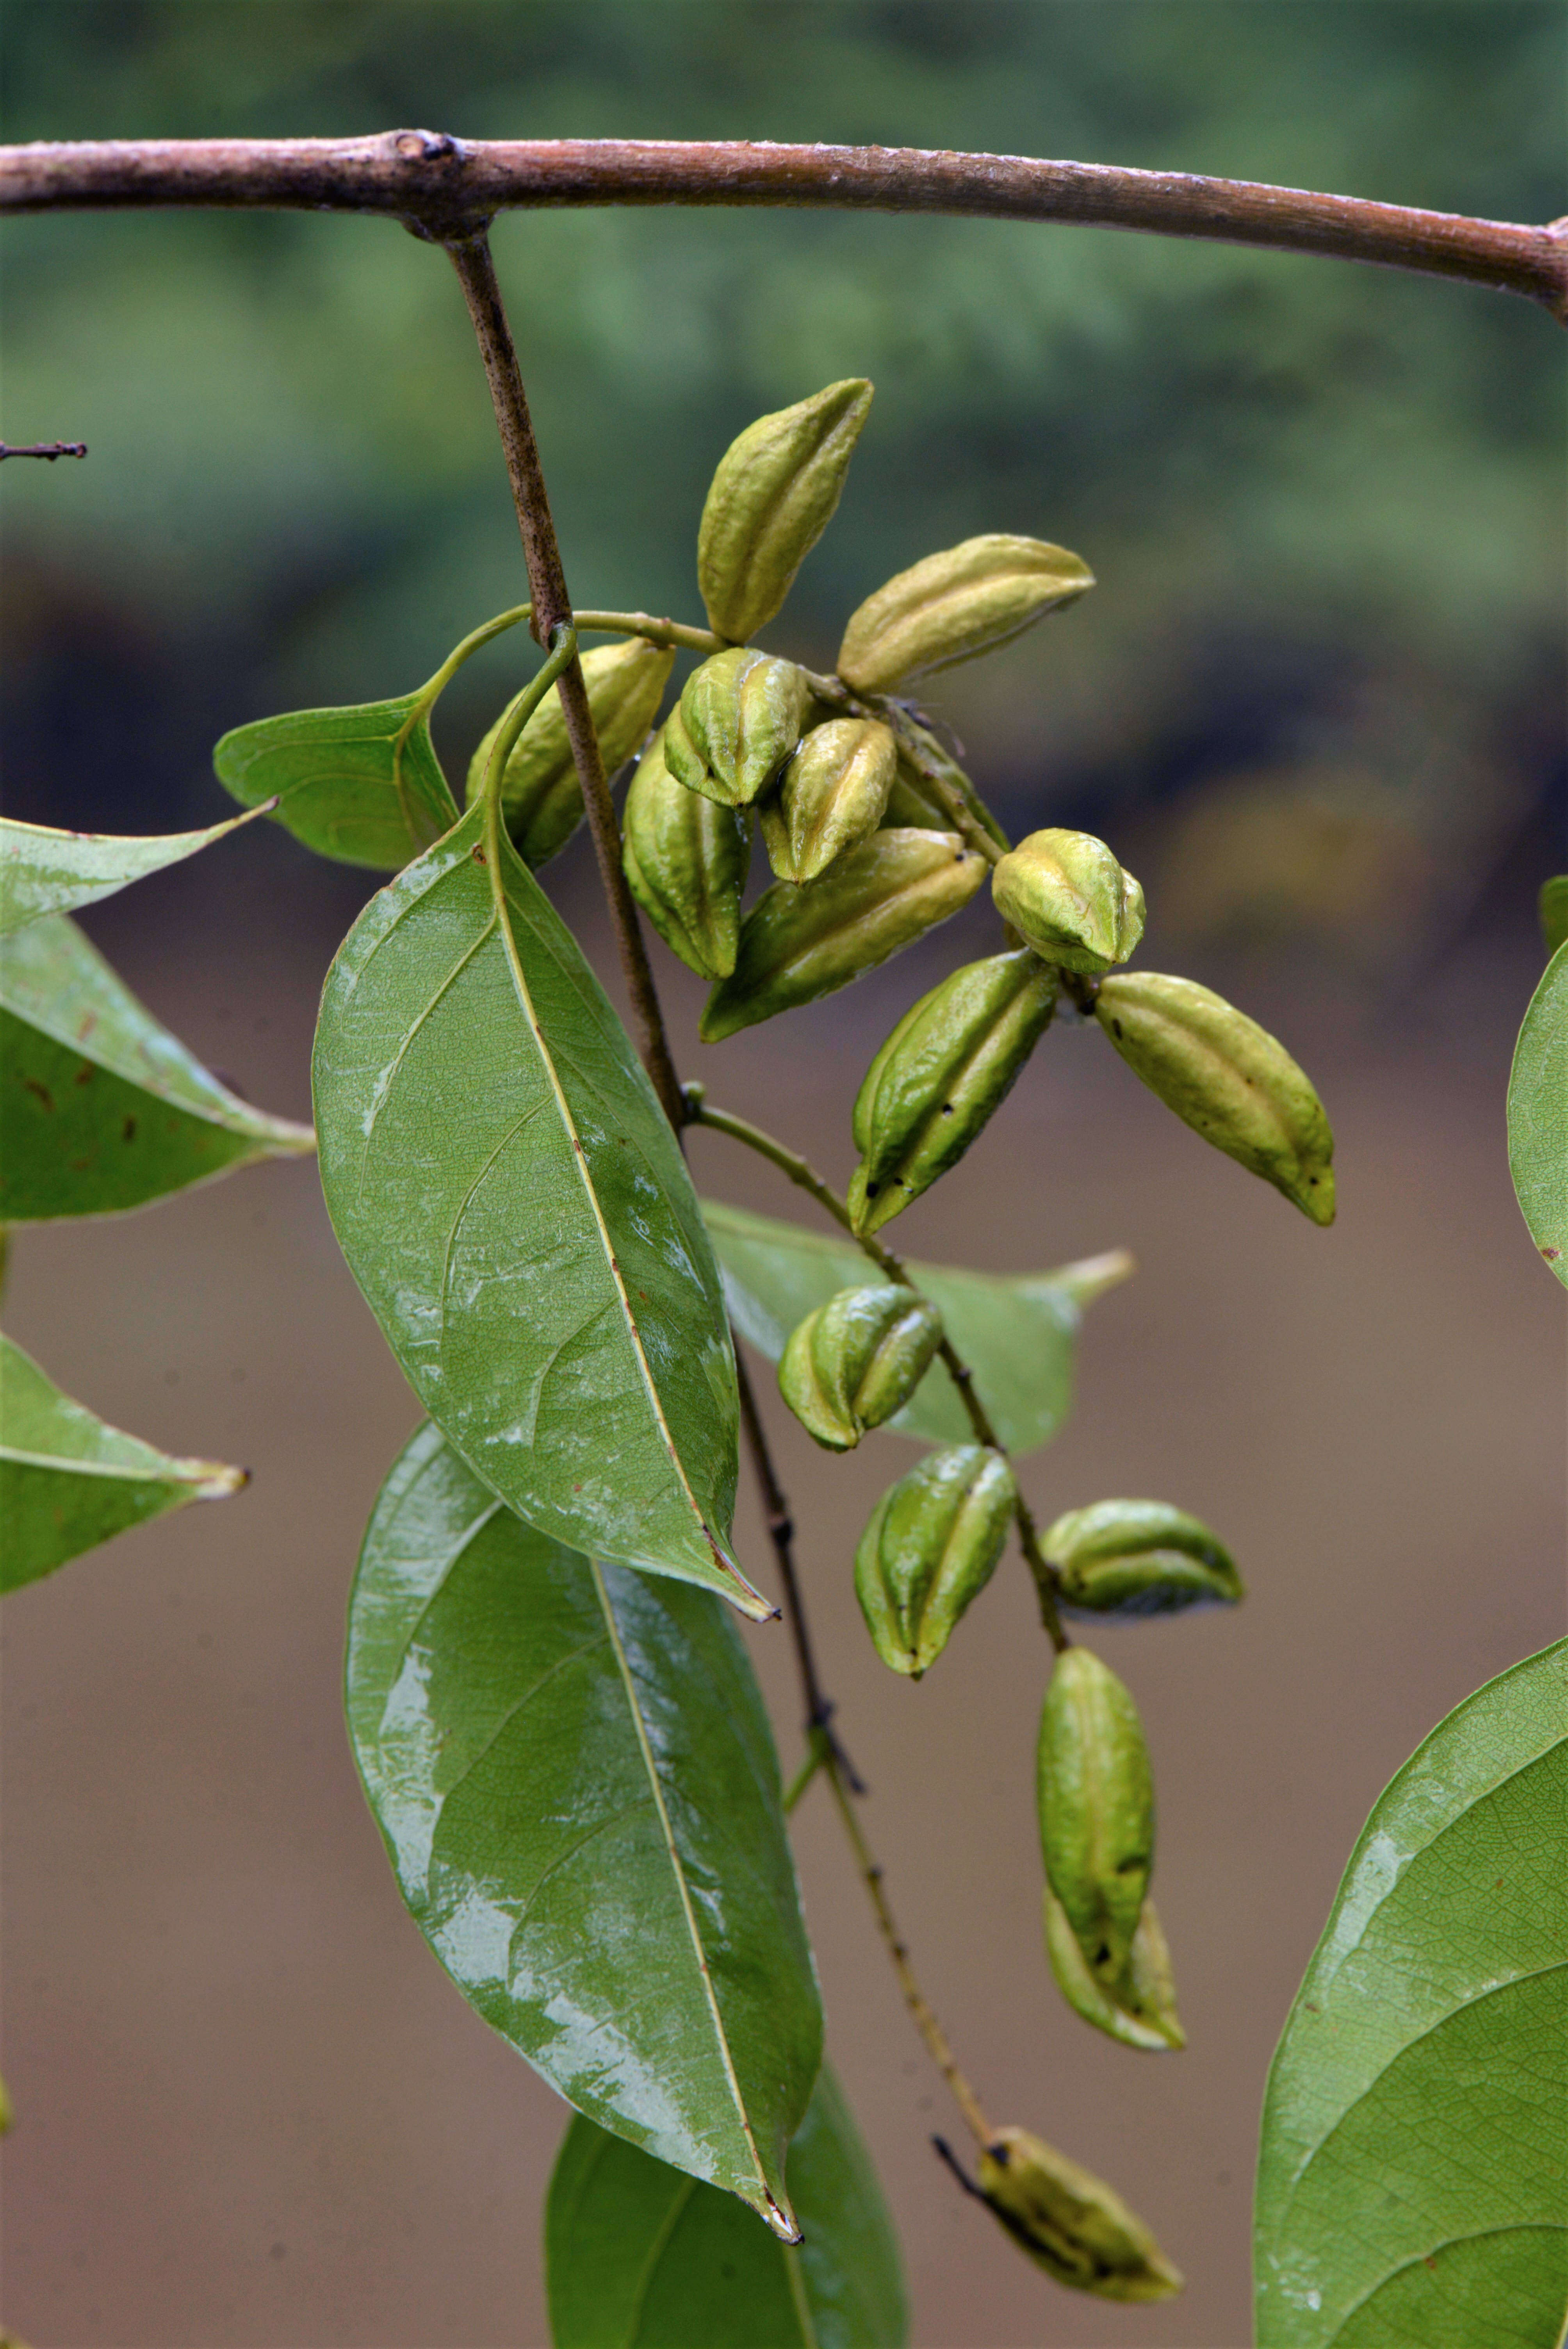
[2,4,1564,2345]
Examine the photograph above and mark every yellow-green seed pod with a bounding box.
[849,951,1058,1235]
[975,2126,1183,2302]
[991,829,1144,975]
[467,637,674,867]
[697,379,874,644]
[1044,1886,1185,2052]
[777,1284,943,1452]
[760,717,898,883]
[1539,873,1568,958]
[672,648,810,808]
[622,726,750,981]
[1045,1498,1241,1620]
[855,1444,1016,1676]
[837,535,1094,693]
[701,829,986,1043]
[1095,971,1335,1224]
[1037,1647,1154,1991]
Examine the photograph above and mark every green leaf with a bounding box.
[0,913,314,1222]
[546,2063,908,2349]
[1539,876,1568,959]
[314,798,758,1613]
[0,804,269,936]
[1254,1639,1568,2347]
[0,1330,245,1592]
[702,1199,1131,1455]
[346,1422,822,2236]
[1508,939,1568,1288]
[214,692,459,870]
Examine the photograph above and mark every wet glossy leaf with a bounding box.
[1255,1639,1568,2347]
[0,914,314,1221]
[546,2063,907,2349]
[0,805,269,937]
[703,1200,1130,1455]
[346,1423,821,2235]
[214,691,458,870]
[314,800,756,1611]
[1507,939,1568,1289]
[0,1331,245,1592]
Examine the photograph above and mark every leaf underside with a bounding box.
[1254,1638,1568,2347]
[346,1422,822,2233]
[546,2064,908,2349]
[0,913,314,1221]
[1507,938,1568,1288]
[703,1198,1128,1455]
[0,1331,244,1592]
[313,798,755,1610]
[213,693,458,870]
[0,806,265,937]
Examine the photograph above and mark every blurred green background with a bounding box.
[2,11,1565,2349]
[3,0,1564,974]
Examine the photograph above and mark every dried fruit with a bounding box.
[848,950,1057,1235]
[697,379,874,643]
[1095,971,1335,1224]
[1037,1648,1154,1991]
[854,1445,1016,1675]
[622,726,750,981]
[991,829,1144,974]
[467,637,673,866]
[1044,1886,1185,2051]
[974,2126,1183,2301]
[836,535,1093,693]
[700,829,986,1043]
[667,649,809,808]
[1044,1498,1241,1618]
[759,717,897,882]
[777,1284,943,1452]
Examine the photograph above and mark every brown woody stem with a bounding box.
[686,1095,1069,1647]
[4,134,1563,321]
[445,230,686,1129]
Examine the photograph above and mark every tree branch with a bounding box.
[0,133,1563,320]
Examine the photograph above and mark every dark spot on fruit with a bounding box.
[122,1116,137,1142]
[73,1062,94,1087]
[1112,1019,1124,1039]
[23,1078,54,1111]
[941,1102,955,1115]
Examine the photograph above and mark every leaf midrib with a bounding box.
[592,1558,775,2224]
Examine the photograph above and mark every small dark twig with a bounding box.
[933,2135,992,2203]
[0,440,86,460]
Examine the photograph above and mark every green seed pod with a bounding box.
[467,638,674,867]
[1095,971,1335,1224]
[697,379,874,645]
[1045,1498,1242,1619]
[1044,1886,1185,2051]
[622,727,750,981]
[837,535,1094,693]
[848,950,1058,1235]
[760,718,898,883]
[777,1284,943,1452]
[975,2126,1183,2302]
[670,649,810,809]
[855,1445,1016,1677]
[1037,1647,1154,1991]
[1539,873,1568,958]
[991,829,1145,975]
[701,829,986,1043]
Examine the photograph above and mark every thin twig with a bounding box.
[0,440,86,459]
[444,229,686,1129]
[734,1344,864,1793]
[824,1753,994,2151]
[687,1093,1069,1648]
[2,133,1563,321]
